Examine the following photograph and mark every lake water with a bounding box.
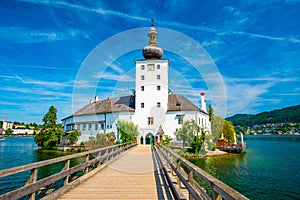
[1,135,300,199]
[0,137,73,197]
[188,135,300,199]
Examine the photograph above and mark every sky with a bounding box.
[0,0,299,124]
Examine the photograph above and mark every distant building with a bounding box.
[12,129,34,135]
[1,121,13,134]
[62,22,211,144]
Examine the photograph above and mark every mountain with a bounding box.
[226,105,300,126]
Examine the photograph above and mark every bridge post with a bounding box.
[176,159,181,188]
[63,159,70,185]
[85,154,90,174]
[27,168,37,200]
[97,150,103,166]
[188,170,194,200]
[212,189,222,200]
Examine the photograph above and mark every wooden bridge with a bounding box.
[0,142,248,200]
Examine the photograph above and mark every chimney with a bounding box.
[95,95,99,102]
[200,92,207,112]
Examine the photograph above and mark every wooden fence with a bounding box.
[154,143,249,200]
[0,142,136,200]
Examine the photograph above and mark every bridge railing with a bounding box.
[0,141,136,200]
[154,143,249,200]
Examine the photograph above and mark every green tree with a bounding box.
[160,135,172,147]
[117,120,138,143]
[34,106,64,149]
[174,120,200,147]
[5,128,13,135]
[211,115,224,140]
[208,105,214,122]
[67,130,80,144]
[96,133,111,146]
[222,120,235,142]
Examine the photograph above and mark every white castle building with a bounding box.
[62,23,211,144]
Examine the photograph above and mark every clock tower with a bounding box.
[134,21,169,143]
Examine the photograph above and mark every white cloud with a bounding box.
[0,26,85,43]
[23,79,73,88]
[19,0,300,44]
[104,61,124,74]
[96,72,134,82]
[2,86,70,98]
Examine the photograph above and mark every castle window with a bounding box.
[83,124,86,131]
[157,75,160,80]
[157,64,160,69]
[157,102,161,107]
[141,75,144,80]
[178,116,183,125]
[88,124,92,130]
[141,65,145,70]
[147,64,155,71]
[141,103,144,108]
[95,124,98,130]
[148,117,154,125]
[157,85,161,91]
[100,123,104,130]
[141,86,144,91]
[77,124,80,130]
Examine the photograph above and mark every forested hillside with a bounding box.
[226,105,300,126]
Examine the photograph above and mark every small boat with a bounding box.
[0,136,4,140]
[216,133,246,154]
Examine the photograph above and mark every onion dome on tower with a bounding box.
[142,19,163,59]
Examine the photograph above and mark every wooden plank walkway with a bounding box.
[58,145,174,200]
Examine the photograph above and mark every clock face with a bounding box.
[147,64,155,71]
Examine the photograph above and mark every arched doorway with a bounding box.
[145,133,154,145]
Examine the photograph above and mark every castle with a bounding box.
[62,22,210,144]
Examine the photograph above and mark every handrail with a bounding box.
[154,143,249,200]
[0,141,137,200]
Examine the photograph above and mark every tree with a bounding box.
[5,128,12,135]
[67,130,80,144]
[222,120,235,142]
[211,115,224,140]
[117,120,138,143]
[208,105,214,122]
[174,120,200,147]
[160,135,172,147]
[34,106,64,149]
[96,133,111,146]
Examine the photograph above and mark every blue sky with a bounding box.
[0,0,299,124]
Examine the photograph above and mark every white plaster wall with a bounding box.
[134,59,169,137]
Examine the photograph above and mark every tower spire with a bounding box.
[142,19,163,59]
